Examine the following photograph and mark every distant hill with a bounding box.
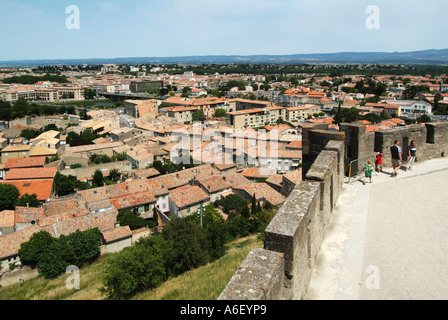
[1,49,448,67]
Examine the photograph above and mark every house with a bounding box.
[132,168,161,180]
[101,225,133,254]
[0,225,40,270]
[0,179,54,202]
[240,167,277,182]
[243,148,302,174]
[1,156,47,180]
[126,148,154,170]
[233,183,286,207]
[221,172,253,189]
[4,166,57,181]
[164,106,199,124]
[0,210,15,236]
[109,127,146,142]
[29,145,58,159]
[197,175,232,203]
[281,169,302,197]
[0,145,32,164]
[29,130,61,150]
[387,100,432,117]
[168,185,210,218]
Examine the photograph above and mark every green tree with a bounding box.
[181,86,192,97]
[84,88,96,100]
[92,169,104,187]
[161,218,210,277]
[20,129,39,140]
[15,193,41,208]
[221,194,249,214]
[53,172,78,197]
[18,231,56,269]
[35,229,101,279]
[192,110,206,122]
[101,235,167,300]
[117,209,153,230]
[0,184,21,211]
[108,168,121,183]
[36,240,68,279]
[214,108,227,118]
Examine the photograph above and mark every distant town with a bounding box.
[0,61,447,296]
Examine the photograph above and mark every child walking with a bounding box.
[375,152,383,173]
[364,160,374,184]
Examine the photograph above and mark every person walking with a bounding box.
[406,140,417,171]
[375,152,383,173]
[363,160,374,184]
[390,140,402,177]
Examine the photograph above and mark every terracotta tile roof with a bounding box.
[283,169,302,185]
[43,198,85,216]
[110,191,156,210]
[0,210,15,228]
[150,164,220,190]
[197,175,231,194]
[48,209,118,237]
[0,225,39,259]
[102,225,132,243]
[0,180,54,201]
[241,167,277,179]
[222,173,252,188]
[133,168,161,179]
[4,167,57,180]
[286,140,302,149]
[266,174,283,187]
[234,183,286,207]
[366,125,380,132]
[169,185,210,209]
[14,209,45,225]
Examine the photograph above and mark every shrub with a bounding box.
[19,228,101,279]
[101,235,167,300]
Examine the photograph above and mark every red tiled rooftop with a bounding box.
[0,180,53,201]
[4,167,57,180]
[169,185,210,209]
[3,156,46,169]
[0,210,15,228]
[102,226,132,243]
[198,175,231,193]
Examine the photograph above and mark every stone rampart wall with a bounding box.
[219,121,448,300]
[219,139,345,300]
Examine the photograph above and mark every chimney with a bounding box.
[26,203,29,209]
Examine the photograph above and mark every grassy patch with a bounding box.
[0,235,262,300]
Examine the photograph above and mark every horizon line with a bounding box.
[1,48,447,64]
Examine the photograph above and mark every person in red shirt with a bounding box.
[375,152,383,173]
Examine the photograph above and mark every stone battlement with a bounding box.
[219,121,448,300]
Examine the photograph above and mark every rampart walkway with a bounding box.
[305,157,448,300]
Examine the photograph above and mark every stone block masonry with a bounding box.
[219,137,345,300]
[218,249,284,300]
[219,122,448,300]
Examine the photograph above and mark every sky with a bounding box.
[0,0,447,61]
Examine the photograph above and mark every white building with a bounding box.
[388,100,433,117]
